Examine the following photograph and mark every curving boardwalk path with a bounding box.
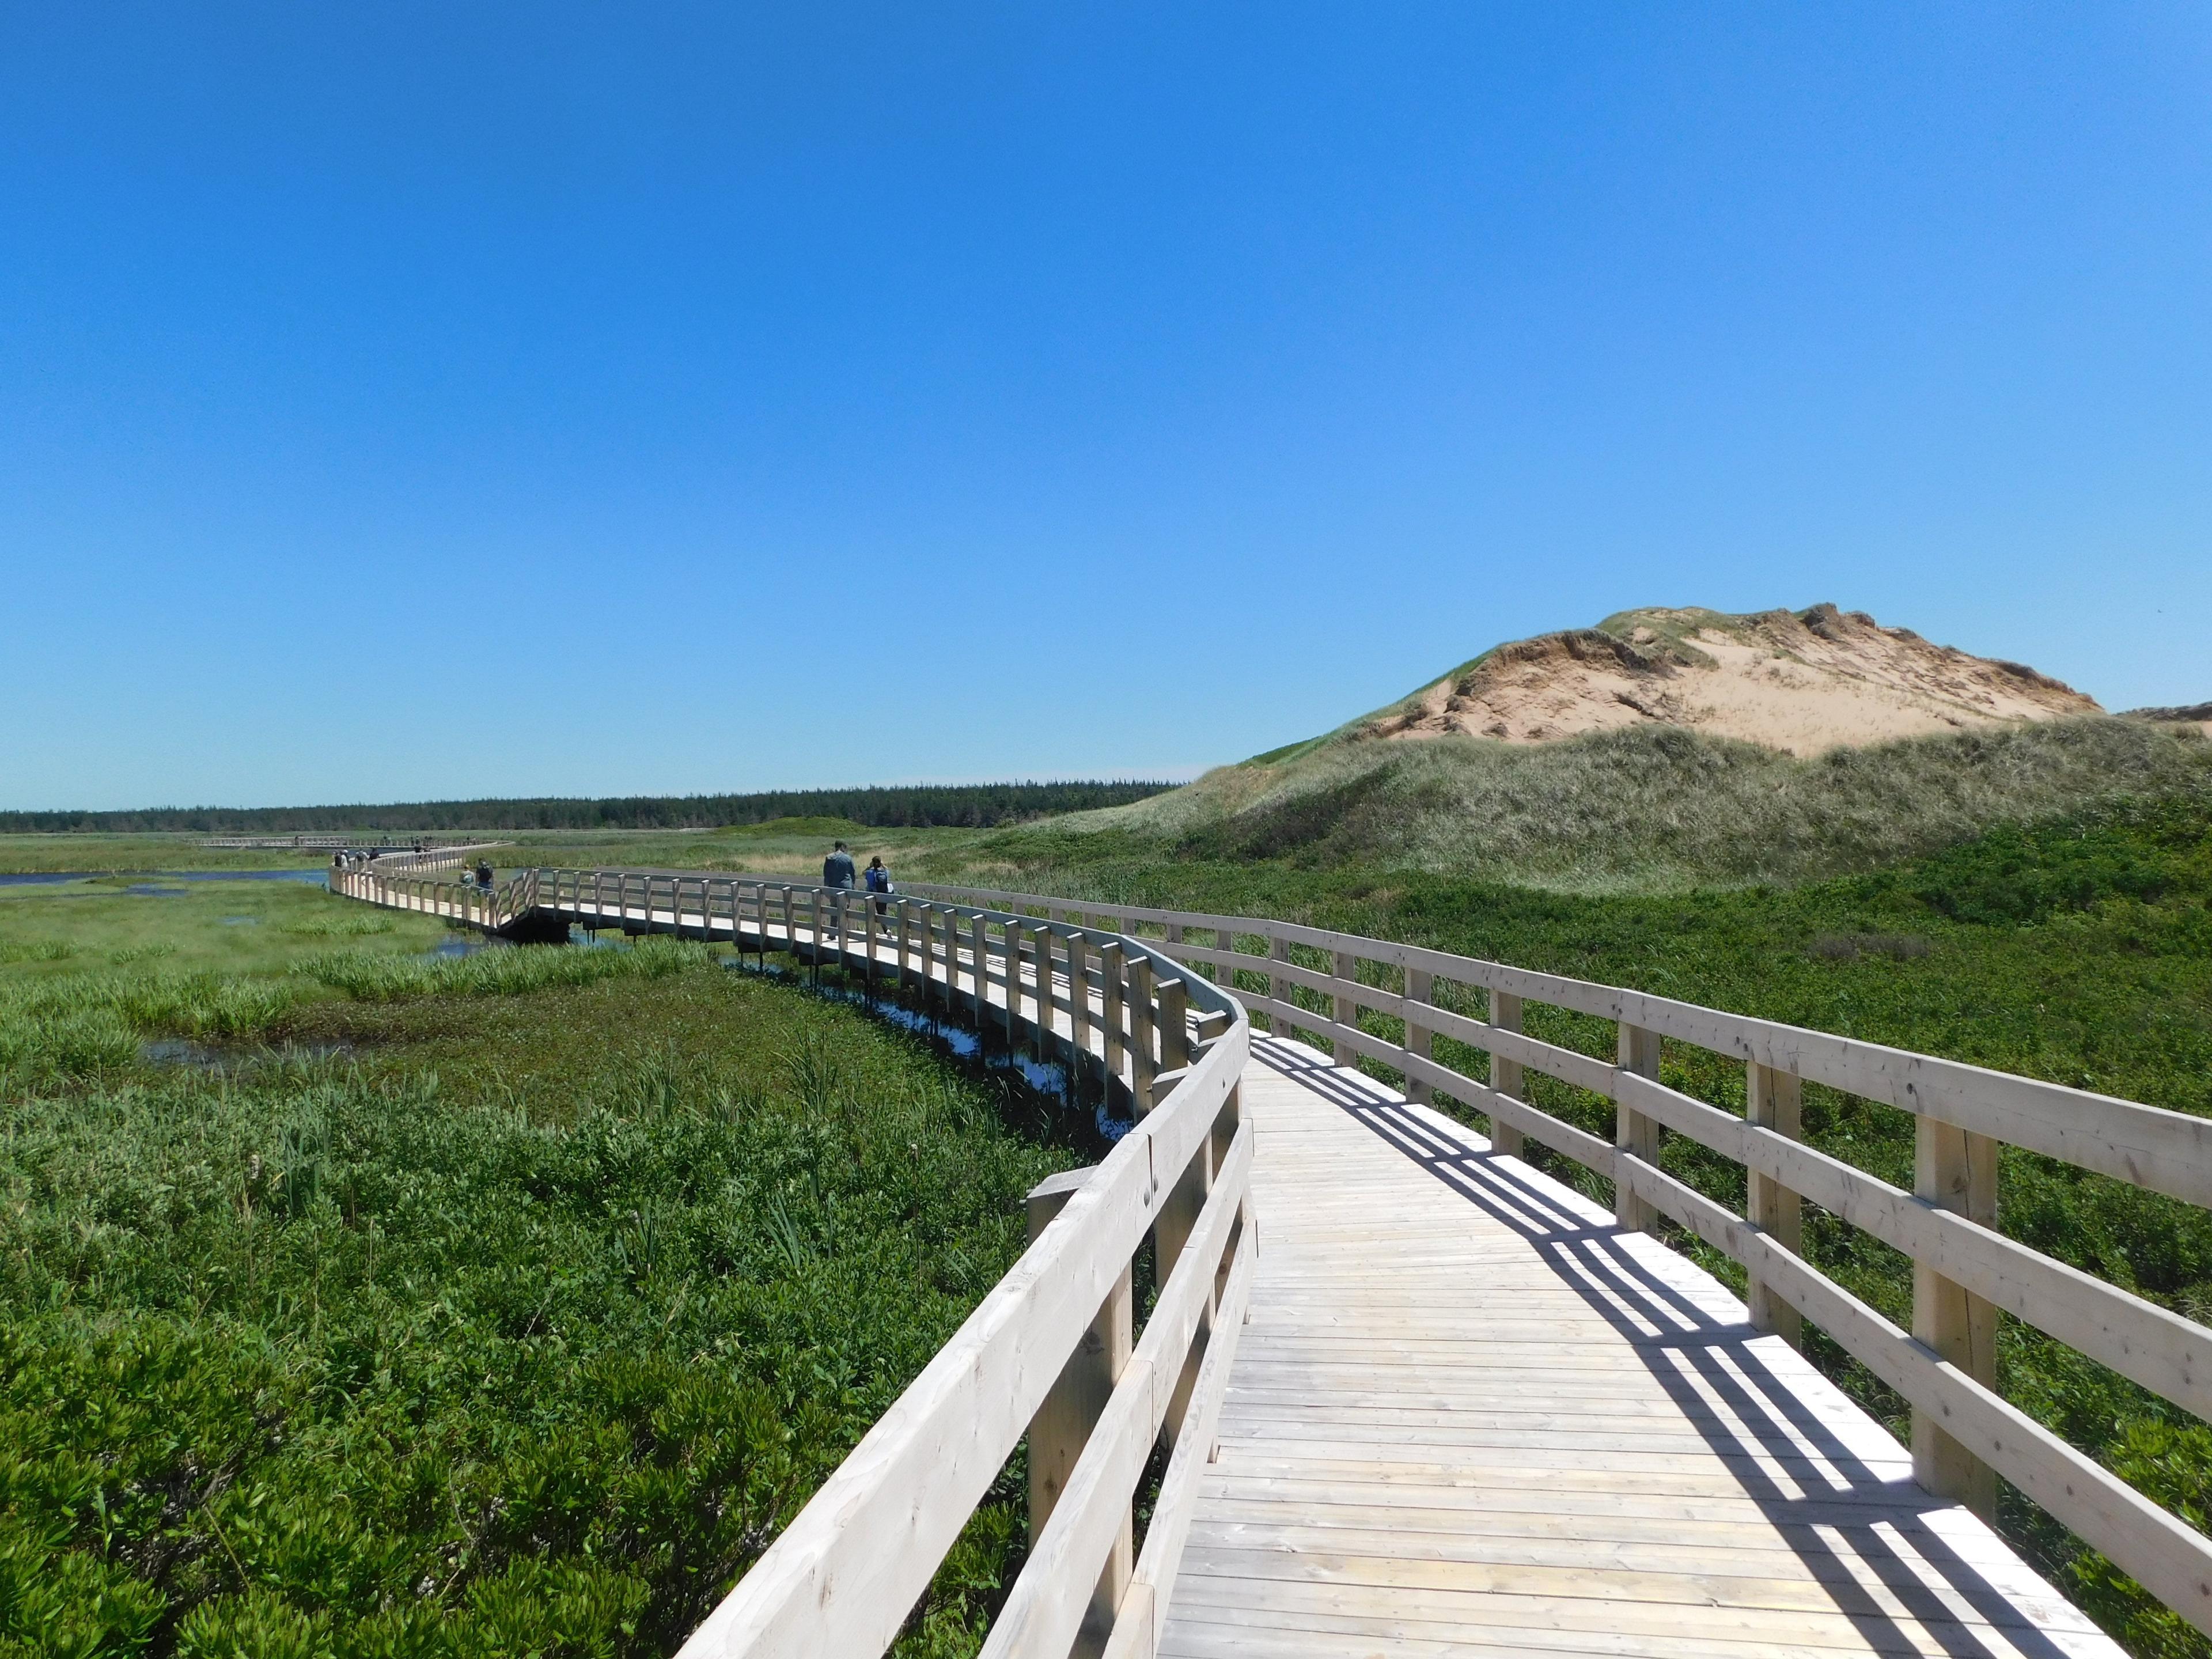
[334,871,2130,1659]
[1173,1041,2115,1658]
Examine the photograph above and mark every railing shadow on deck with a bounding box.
[1248,1033,2078,1659]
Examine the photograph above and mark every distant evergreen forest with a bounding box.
[0,781,1175,835]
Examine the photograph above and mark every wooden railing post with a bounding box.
[1404,968,1434,1104]
[896,901,912,993]
[1914,1118,2000,1520]
[1024,1169,1132,1657]
[1013,921,1033,1049]
[1332,950,1358,1065]
[1615,1021,1661,1232]
[1157,974,1190,1074]
[1100,942,1127,1105]
[1267,934,1290,1040]
[970,912,989,1020]
[1127,955,1158,1113]
[1066,933,1092,1085]
[1154,1110,1214,1446]
[1745,1062,1805,1350]
[1034,927,1057,1061]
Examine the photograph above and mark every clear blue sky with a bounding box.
[4,4,2207,810]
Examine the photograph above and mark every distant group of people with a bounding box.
[326,848,494,892]
[822,840,895,914]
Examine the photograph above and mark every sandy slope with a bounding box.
[1365,603,2100,756]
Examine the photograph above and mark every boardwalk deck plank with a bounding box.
[1156,1037,2123,1658]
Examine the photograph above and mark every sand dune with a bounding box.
[1364,603,2100,756]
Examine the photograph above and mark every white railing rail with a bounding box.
[329,862,1254,1659]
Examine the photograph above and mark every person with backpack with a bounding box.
[865,855,893,915]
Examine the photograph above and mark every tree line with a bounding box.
[0,780,1177,835]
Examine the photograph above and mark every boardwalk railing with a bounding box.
[327,860,2212,1646]
[329,862,1256,1659]
[902,879,2212,1639]
[332,842,505,876]
[203,835,490,851]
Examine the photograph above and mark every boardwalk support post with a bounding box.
[1404,968,1433,1104]
[1035,927,1056,1062]
[1128,955,1158,1113]
[1486,991,1527,1158]
[1100,942,1127,1109]
[1914,1117,2001,1521]
[1067,934,1093,1089]
[1615,1021,1661,1231]
[1157,974,1190,1075]
[1332,950,1358,1065]
[970,912,989,1021]
[1745,1062,1805,1349]
[1024,1167,1132,1658]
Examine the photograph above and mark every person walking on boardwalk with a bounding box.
[865,855,893,916]
[823,840,857,890]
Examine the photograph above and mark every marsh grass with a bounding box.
[0,957,1075,1658]
[280,915,394,938]
[0,880,444,984]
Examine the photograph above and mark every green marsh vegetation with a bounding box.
[0,837,338,876]
[2,881,1086,1657]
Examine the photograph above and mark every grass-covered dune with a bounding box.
[1011,715,2212,892]
[0,900,1087,1657]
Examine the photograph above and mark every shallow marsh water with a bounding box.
[723,957,1135,1143]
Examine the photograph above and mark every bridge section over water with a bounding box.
[329,863,2211,1659]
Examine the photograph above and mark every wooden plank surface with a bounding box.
[1158,1036,2123,1659]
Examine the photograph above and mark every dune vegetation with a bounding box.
[995,714,2212,892]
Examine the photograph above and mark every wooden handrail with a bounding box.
[328,862,1255,1659]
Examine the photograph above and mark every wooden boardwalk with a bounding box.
[327,867,2167,1658]
[1173,1039,2118,1659]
